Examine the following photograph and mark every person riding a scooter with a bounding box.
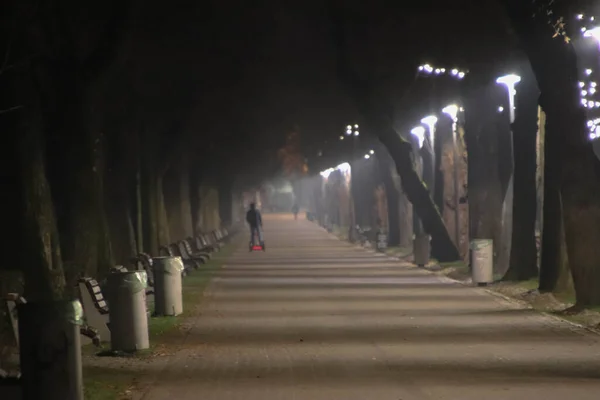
[246,203,265,250]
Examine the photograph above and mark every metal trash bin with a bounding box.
[413,234,430,267]
[152,256,184,317]
[471,239,493,285]
[106,271,149,352]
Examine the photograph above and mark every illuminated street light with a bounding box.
[420,115,438,197]
[496,74,521,123]
[584,27,600,49]
[337,162,351,173]
[420,115,438,149]
[320,168,334,179]
[364,154,370,159]
[410,126,426,149]
[442,104,459,122]
[443,104,461,247]
[369,149,375,155]
[418,63,467,80]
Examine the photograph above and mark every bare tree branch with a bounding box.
[0,105,24,115]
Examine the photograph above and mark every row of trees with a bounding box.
[319,0,600,307]
[1,1,244,302]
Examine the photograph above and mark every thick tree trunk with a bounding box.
[503,68,539,281]
[142,160,159,255]
[501,0,600,306]
[164,165,186,241]
[156,174,170,247]
[179,167,194,237]
[17,99,66,301]
[537,109,573,293]
[190,169,201,236]
[219,178,234,226]
[377,153,400,246]
[105,161,136,267]
[463,87,506,273]
[135,153,144,254]
[199,186,221,232]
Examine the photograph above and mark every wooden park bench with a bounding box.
[77,278,111,342]
[188,236,216,254]
[201,232,222,250]
[179,240,210,263]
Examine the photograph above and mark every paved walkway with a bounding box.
[139,214,600,400]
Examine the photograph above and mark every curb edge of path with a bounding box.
[318,222,600,338]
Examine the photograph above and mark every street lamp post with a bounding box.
[346,124,359,242]
[496,74,521,271]
[443,104,461,249]
[410,126,426,237]
[420,115,438,196]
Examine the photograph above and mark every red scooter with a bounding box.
[249,230,265,252]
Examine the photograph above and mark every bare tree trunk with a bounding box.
[463,87,505,273]
[503,67,539,281]
[377,153,400,246]
[142,160,159,255]
[164,165,185,241]
[135,161,144,254]
[157,174,170,248]
[179,166,194,237]
[501,0,600,306]
[538,109,573,293]
[17,103,66,301]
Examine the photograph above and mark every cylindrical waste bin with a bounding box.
[18,300,84,400]
[413,234,430,267]
[471,239,493,285]
[106,271,149,352]
[152,256,184,317]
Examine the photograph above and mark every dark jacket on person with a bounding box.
[246,208,262,228]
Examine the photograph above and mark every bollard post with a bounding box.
[106,271,149,352]
[152,257,184,316]
[18,300,84,400]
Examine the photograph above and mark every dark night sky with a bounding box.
[99,0,517,177]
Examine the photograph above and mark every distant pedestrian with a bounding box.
[246,203,264,249]
[292,203,299,220]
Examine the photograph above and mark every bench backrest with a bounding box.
[136,253,154,286]
[177,241,191,260]
[79,278,109,315]
[183,240,196,255]
[169,243,182,257]
[159,246,173,256]
[200,234,211,246]
[2,294,26,347]
[186,237,199,253]
[110,265,128,273]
